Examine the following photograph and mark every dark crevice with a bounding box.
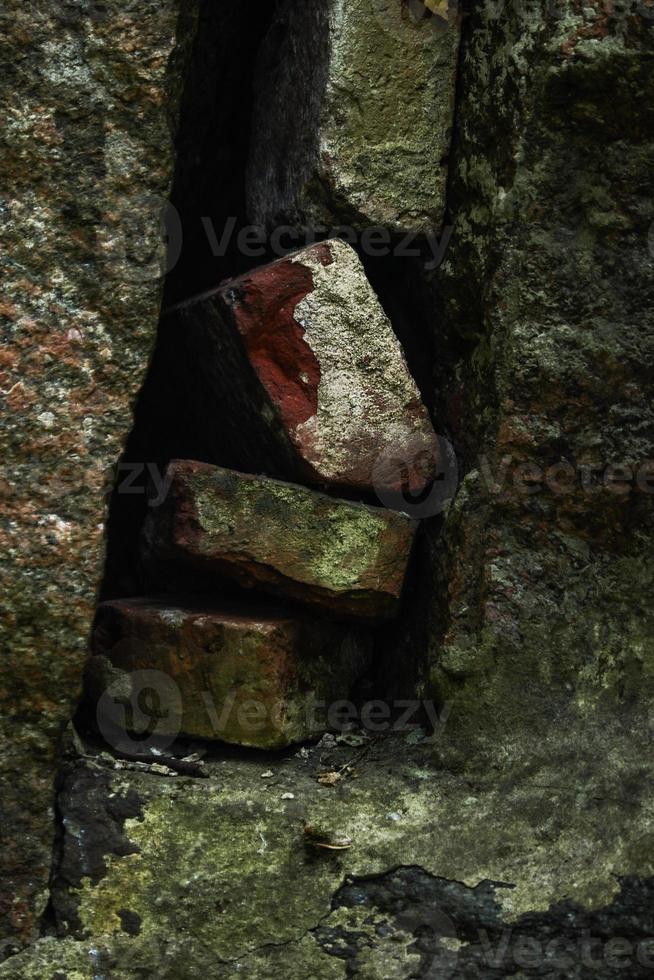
[100,0,277,601]
[37,765,68,940]
[358,13,471,700]
[432,0,528,470]
[163,0,279,305]
[432,0,482,452]
[422,2,539,713]
[358,248,439,416]
[369,518,443,703]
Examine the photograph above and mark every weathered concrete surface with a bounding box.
[3,718,654,977]
[0,0,199,953]
[87,597,372,748]
[144,461,418,619]
[165,239,439,496]
[428,2,654,746]
[247,0,461,234]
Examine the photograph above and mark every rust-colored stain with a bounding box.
[219,244,334,433]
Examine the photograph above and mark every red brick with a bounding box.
[88,598,372,749]
[143,461,418,620]
[167,239,438,498]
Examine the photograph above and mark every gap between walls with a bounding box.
[100,0,278,602]
[99,0,465,720]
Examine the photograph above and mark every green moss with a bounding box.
[321,0,460,231]
[193,470,388,592]
[33,716,654,976]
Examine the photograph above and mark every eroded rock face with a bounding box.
[166,239,439,496]
[247,0,461,234]
[0,0,199,952]
[429,2,654,744]
[87,597,372,749]
[143,461,418,619]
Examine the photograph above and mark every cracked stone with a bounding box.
[5,718,654,978]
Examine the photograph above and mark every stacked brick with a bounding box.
[89,241,437,748]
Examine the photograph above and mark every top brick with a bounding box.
[168,239,438,498]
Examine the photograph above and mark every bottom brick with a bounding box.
[86,597,372,750]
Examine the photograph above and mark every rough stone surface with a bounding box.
[144,460,418,620]
[428,2,654,746]
[3,718,654,977]
[86,597,372,749]
[165,239,439,497]
[0,0,199,953]
[247,0,461,234]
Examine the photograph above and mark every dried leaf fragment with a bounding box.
[318,771,342,787]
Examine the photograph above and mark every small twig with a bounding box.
[111,747,209,778]
[337,735,381,776]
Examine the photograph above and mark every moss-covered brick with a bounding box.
[87,597,372,749]
[143,460,418,619]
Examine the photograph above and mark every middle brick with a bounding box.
[143,460,417,620]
